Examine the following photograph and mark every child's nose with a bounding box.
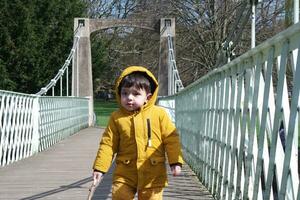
[127,93,134,99]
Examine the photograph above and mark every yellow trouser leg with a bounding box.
[138,187,163,200]
[112,182,163,200]
[112,182,136,200]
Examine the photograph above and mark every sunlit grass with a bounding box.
[94,99,118,127]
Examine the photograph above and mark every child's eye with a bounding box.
[121,91,128,96]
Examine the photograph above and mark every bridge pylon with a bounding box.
[158,18,176,96]
[72,18,94,126]
[72,17,176,121]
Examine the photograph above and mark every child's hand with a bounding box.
[93,171,103,185]
[171,164,182,176]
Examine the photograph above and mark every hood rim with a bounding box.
[115,66,159,113]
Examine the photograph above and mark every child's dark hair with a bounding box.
[118,72,155,95]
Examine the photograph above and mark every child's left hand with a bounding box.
[171,164,182,176]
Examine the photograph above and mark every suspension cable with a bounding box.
[166,28,184,95]
[35,24,83,96]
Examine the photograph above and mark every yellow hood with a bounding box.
[115,66,158,110]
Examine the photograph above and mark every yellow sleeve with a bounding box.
[93,114,119,172]
[160,109,184,165]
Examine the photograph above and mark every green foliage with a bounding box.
[94,99,118,127]
[0,58,16,90]
[91,34,111,93]
[0,0,87,93]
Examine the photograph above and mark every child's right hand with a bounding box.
[171,164,182,176]
[93,171,103,185]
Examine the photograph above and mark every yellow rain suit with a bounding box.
[93,66,183,189]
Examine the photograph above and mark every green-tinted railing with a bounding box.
[0,90,89,167]
[38,96,89,151]
[158,22,300,200]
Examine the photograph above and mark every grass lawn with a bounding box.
[94,99,118,127]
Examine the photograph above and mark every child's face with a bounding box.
[120,86,151,111]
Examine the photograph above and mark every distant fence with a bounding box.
[0,90,89,167]
[158,22,300,200]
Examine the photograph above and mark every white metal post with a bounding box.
[31,96,40,154]
[66,67,69,96]
[295,0,299,23]
[60,76,62,96]
[251,2,256,48]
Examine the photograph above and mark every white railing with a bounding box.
[157,96,175,123]
[0,90,89,167]
[158,22,300,200]
[39,96,89,151]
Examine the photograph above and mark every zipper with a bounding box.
[146,118,152,147]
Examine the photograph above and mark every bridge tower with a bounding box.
[72,18,175,119]
[158,18,175,96]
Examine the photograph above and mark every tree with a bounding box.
[0,58,15,90]
[167,0,286,85]
[0,0,87,93]
[91,33,111,92]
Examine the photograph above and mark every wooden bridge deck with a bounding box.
[0,127,214,200]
